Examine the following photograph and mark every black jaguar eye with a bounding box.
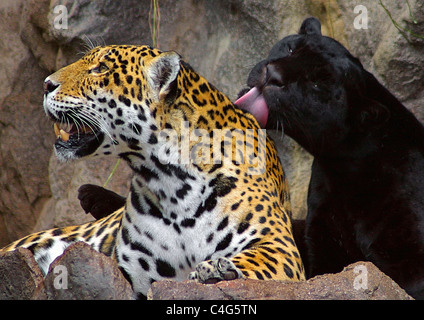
[91,62,109,74]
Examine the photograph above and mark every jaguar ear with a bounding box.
[147,51,181,104]
[353,71,392,131]
[299,17,322,36]
[350,96,390,132]
[360,99,390,128]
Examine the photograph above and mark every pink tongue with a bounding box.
[234,87,268,128]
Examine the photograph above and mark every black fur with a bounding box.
[78,184,126,220]
[239,17,424,299]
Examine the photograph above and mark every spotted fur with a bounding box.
[0,45,305,297]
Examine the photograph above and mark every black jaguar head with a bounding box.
[236,17,391,157]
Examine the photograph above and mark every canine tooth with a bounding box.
[60,129,70,142]
[54,123,60,138]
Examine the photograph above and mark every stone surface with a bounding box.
[0,248,44,300]
[34,155,132,232]
[0,244,412,300]
[0,0,52,245]
[148,261,413,300]
[31,241,134,300]
[0,0,423,247]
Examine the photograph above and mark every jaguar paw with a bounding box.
[188,257,244,284]
[77,184,126,220]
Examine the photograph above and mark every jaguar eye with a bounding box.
[91,62,109,74]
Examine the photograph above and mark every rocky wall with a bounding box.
[0,242,413,300]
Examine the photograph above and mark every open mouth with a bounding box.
[52,121,104,159]
[54,122,94,142]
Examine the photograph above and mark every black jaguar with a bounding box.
[236,17,424,299]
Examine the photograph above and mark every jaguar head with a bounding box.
[43,45,180,161]
[235,17,388,156]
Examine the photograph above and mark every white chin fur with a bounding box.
[54,147,78,162]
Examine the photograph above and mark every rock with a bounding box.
[148,261,413,300]
[0,0,52,246]
[33,155,132,232]
[0,248,44,300]
[31,242,134,300]
[371,5,424,102]
[0,245,412,300]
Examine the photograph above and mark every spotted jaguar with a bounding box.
[0,45,305,298]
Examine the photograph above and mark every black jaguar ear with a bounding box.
[355,97,390,132]
[358,71,394,131]
[147,51,181,104]
[299,17,322,36]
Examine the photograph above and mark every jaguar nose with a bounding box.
[44,79,59,95]
[265,64,284,87]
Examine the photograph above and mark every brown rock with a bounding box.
[31,242,134,300]
[0,248,44,300]
[0,0,52,246]
[34,155,132,232]
[148,262,413,300]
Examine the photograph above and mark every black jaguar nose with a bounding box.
[44,80,59,95]
[265,64,285,87]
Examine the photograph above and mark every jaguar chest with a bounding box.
[115,166,249,292]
